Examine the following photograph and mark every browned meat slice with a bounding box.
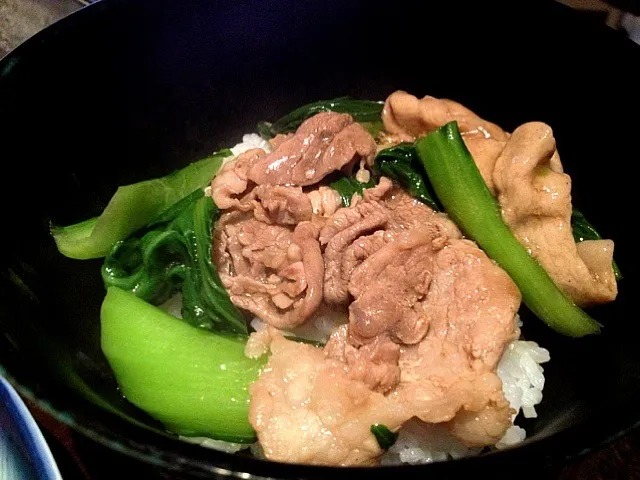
[269,133,293,149]
[379,183,462,242]
[320,180,460,306]
[250,185,312,225]
[319,188,464,392]
[340,230,389,293]
[209,148,264,209]
[348,229,441,346]
[325,325,401,394]
[382,90,508,142]
[319,196,387,245]
[322,202,389,304]
[424,239,521,370]
[394,239,520,445]
[248,112,377,186]
[211,112,375,211]
[250,239,520,463]
[493,122,617,306]
[214,213,323,329]
[249,335,408,466]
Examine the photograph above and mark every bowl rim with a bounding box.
[2,0,640,477]
[5,363,640,479]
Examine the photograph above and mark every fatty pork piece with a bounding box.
[382,90,509,142]
[381,90,508,193]
[249,335,408,466]
[493,122,617,306]
[380,90,617,306]
[210,111,377,209]
[249,238,521,465]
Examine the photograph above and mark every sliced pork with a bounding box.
[394,239,520,445]
[208,102,613,466]
[210,111,376,208]
[248,111,377,186]
[250,185,313,225]
[249,335,407,466]
[214,213,323,329]
[493,122,617,306]
[322,202,389,304]
[210,148,264,209]
[380,90,617,306]
[347,229,439,346]
[249,237,521,463]
[307,186,343,217]
[320,179,460,307]
[325,325,401,394]
[381,90,508,142]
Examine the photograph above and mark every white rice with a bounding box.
[497,340,550,422]
[166,133,551,462]
[381,419,483,465]
[229,133,272,157]
[380,338,550,464]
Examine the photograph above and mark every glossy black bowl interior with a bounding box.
[1,0,639,478]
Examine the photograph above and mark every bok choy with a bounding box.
[374,144,441,211]
[370,424,399,450]
[51,149,232,260]
[102,190,246,334]
[329,174,375,207]
[101,286,264,442]
[328,144,441,209]
[416,122,601,337]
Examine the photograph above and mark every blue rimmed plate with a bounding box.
[0,376,62,480]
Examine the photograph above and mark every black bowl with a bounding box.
[1,0,639,478]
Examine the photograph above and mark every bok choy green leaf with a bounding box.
[51,149,232,260]
[329,174,375,207]
[374,144,441,211]
[102,191,246,335]
[370,424,398,450]
[329,143,441,210]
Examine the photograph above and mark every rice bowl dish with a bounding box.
[51,91,618,467]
